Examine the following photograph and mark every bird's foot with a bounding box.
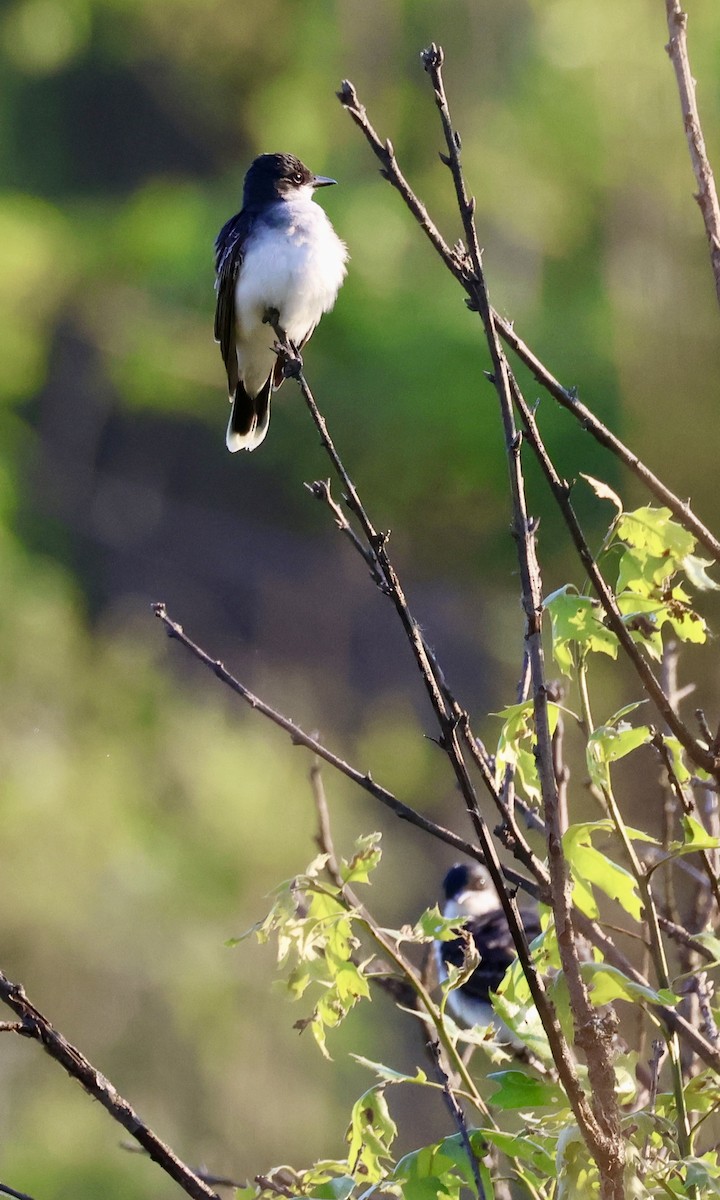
[277,340,303,380]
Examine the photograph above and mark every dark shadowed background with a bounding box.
[2,0,720,1194]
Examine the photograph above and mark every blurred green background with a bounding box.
[2,0,720,1194]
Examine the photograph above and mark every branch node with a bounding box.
[336,79,358,109]
[420,43,444,71]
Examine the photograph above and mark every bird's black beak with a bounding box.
[311,175,337,188]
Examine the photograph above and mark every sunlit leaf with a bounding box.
[474,1128,556,1176]
[586,722,652,792]
[352,1057,428,1085]
[308,1175,356,1200]
[616,506,695,561]
[494,699,560,801]
[544,588,618,675]
[683,554,720,591]
[413,905,465,943]
[487,1069,567,1110]
[580,962,677,1007]
[661,736,691,785]
[342,832,383,884]
[615,547,671,595]
[668,814,720,855]
[346,1087,397,1183]
[563,823,644,920]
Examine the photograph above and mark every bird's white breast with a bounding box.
[233,195,347,394]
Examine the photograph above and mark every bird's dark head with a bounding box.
[242,153,337,208]
[442,862,497,918]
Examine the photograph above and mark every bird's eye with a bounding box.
[292,171,304,184]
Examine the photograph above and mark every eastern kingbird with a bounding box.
[435,862,541,1043]
[214,152,348,452]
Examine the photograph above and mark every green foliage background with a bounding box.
[1,0,720,1194]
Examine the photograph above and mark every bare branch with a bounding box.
[665,0,720,309]
[152,602,487,864]
[0,972,219,1200]
[0,1183,38,1200]
[338,77,720,563]
[419,47,624,1191]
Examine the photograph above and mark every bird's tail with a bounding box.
[226,374,272,452]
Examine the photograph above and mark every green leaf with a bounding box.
[473,1129,556,1176]
[586,722,651,791]
[683,554,720,591]
[487,1069,567,1110]
[580,962,677,1007]
[563,823,644,920]
[352,1057,428,1085]
[668,814,720,855]
[544,588,618,675]
[441,930,480,1000]
[494,699,560,802]
[616,506,695,561]
[616,547,671,595]
[395,1132,493,1200]
[615,592,664,659]
[694,931,720,959]
[664,591,708,644]
[661,736,691,785]
[685,1156,720,1196]
[341,832,383,884]
[413,905,465,943]
[308,1177,356,1200]
[346,1087,397,1183]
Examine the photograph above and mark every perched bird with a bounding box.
[214,152,348,452]
[435,862,542,1041]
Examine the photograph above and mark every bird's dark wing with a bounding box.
[214,209,253,396]
[440,908,541,1003]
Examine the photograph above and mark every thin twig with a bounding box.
[419,45,623,1191]
[664,0,720,309]
[120,1145,244,1191]
[0,1184,38,1200]
[428,1040,485,1200]
[337,78,720,564]
[267,343,595,1155]
[650,731,720,910]
[306,480,390,595]
[511,374,718,778]
[658,915,716,963]
[153,601,484,864]
[0,972,220,1200]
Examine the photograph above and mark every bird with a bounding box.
[435,862,542,1043]
[214,152,348,452]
